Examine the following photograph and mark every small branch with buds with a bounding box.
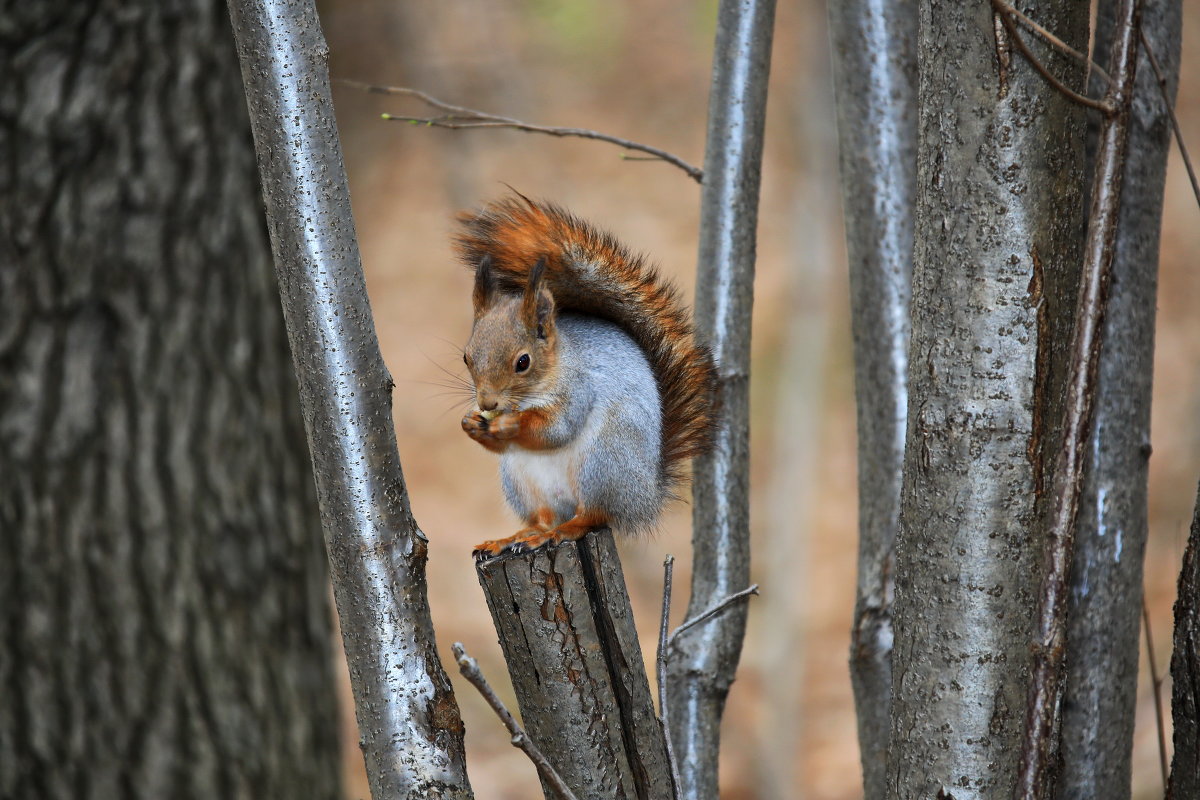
[340,80,704,184]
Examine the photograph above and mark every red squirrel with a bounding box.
[455,195,716,560]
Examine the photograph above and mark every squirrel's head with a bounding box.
[464,255,559,413]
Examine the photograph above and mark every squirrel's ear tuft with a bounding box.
[472,254,497,314]
[522,257,554,334]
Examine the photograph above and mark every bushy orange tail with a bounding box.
[455,195,716,485]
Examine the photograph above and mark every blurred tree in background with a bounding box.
[0,1,340,796]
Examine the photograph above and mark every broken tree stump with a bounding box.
[476,529,673,800]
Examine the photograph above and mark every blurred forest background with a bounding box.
[314,1,1200,797]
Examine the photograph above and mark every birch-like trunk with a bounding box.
[1057,0,1180,796]
[225,1,473,797]
[887,1,1088,795]
[0,1,339,796]
[665,1,775,797]
[827,1,917,795]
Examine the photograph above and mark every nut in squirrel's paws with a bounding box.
[478,408,501,421]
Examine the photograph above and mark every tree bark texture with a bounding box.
[666,1,775,797]
[887,1,1087,797]
[224,1,473,798]
[476,531,672,800]
[1168,482,1200,800]
[827,0,917,795]
[0,2,340,798]
[1057,1,1179,797]
[1016,0,1143,791]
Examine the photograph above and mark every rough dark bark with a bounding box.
[887,0,1087,796]
[826,0,917,795]
[1167,483,1200,800]
[0,1,339,798]
[224,1,473,798]
[1057,1,1180,797]
[476,531,672,800]
[665,1,775,797]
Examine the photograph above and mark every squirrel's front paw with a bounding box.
[462,409,518,451]
[486,412,520,440]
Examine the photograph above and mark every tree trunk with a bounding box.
[224,1,473,797]
[665,1,775,797]
[827,0,917,794]
[476,532,672,800]
[0,2,339,798]
[1057,1,1180,797]
[887,1,1088,796]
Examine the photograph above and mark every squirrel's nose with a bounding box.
[479,398,499,411]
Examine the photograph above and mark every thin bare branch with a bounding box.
[656,558,757,797]
[339,79,704,184]
[668,584,760,648]
[1143,601,1170,791]
[995,7,1114,114]
[657,557,683,800]
[1015,0,1145,795]
[1139,29,1200,211]
[992,0,1114,88]
[451,643,580,800]
[341,82,482,117]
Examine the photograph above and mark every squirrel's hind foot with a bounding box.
[472,511,607,562]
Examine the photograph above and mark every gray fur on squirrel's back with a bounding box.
[500,313,664,533]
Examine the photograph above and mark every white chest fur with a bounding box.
[504,441,581,513]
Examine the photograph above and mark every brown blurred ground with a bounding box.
[315,1,1200,797]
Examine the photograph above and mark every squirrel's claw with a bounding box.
[472,535,539,563]
[471,518,601,562]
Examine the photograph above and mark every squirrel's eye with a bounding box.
[515,353,531,373]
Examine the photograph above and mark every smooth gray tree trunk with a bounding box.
[225,1,474,798]
[827,1,917,795]
[1057,1,1180,797]
[0,1,340,797]
[887,1,1088,796]
[666,1,775,797]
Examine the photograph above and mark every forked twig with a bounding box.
[656,556,758,800]
[992,0,1114,88]
[452,643,580,800]
[1142,601,1169,791]
[993,3,1113,114]
[1139,29,1200,211]
[668,584,761,646]
[340,80,704,184]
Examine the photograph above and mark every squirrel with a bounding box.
[455,195,717,560]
